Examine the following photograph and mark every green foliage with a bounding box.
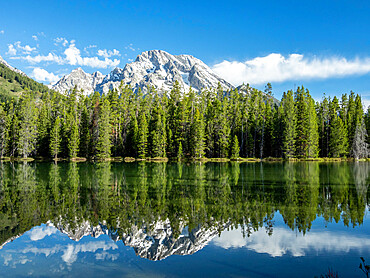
[96,98,112,159]
[17,92,38,158]
[0,63,53,100]
[50,117,62,159]
[281,90,296,158]
[0,67,368,160]
[137,111,148,159]
[0,162,368,249]
[230,135,240,159]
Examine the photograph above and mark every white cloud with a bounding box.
[11,40,120,69]
[64,43,120,68]
[97,49,120,58]
[61,241,118,265]
[213,226,370,257]
[29,226,57,241]
[20,240,118,266]
[31,68,60,84]
[6,44,17,56]
[0,30,4,35]
[13,41,37,54]
[32,35,38,41]
[212,53,370,86]
[54,37,68,47]
[13,52,64,64]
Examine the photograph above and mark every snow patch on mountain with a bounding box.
[51,50,234,95]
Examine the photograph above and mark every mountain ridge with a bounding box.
[51,50,234,95]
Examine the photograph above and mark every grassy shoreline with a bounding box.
[1,156,369,163]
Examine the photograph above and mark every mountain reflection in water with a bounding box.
[0,162,369,266]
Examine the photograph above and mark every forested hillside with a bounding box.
[0,78,369,161]
[0,63,51,102]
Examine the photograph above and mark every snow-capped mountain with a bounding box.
[51,50,234,95]
[48,218,228,261]
[52,67,105,94]
[0,54,26,76]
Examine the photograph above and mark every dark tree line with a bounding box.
[0,81,369,160]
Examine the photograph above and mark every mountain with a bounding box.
[0,55,26,76]
[0,55,52,102]
[51,50,234,95]
[51,67,105,94]
[49,218,228,261]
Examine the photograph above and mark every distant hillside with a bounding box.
[0,62,54,102]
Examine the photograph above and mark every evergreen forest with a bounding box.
[0,65,369,161]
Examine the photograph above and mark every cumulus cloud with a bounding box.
[13,42,120,69]
[64,43,120,68]
[97,49,120,58]
[6,44,17,56]
[212,226,370,257]
[29,226,57,241]
[212,53,370,86]
[32,35,38,41]
[0,30,4,34]
[61,241,118,265]
[31,68,60,84]
[13,41,37,54]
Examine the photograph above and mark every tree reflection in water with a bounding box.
[0,162,368,260]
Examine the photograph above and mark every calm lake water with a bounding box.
[0,162,369,277]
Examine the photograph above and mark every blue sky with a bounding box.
[0,0,369,104]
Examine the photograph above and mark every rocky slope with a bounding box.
[52,50,234,95]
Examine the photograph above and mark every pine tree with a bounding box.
[37,101,50,157]
[79,103,90,158]
[68,119,79,158]
[329,97,348,157]
[306,95,319,158]
[50,117,62,159]
[191,108,205,158]
[128,111,139,157]
[0,104,7,157]
[318,96,330,157]
[7,112,18,157]
[294,87,318,158]
[96,98,112,160]
[17,92,38,159]
[137,111,148,159]
[230,135,240,159]
[281,90,296,158]
[177,141,183,160]
[150,105,166,157]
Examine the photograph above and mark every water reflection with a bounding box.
[0,162,369,262]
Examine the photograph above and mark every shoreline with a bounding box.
[1,157,369,163]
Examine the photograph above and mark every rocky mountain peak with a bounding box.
[51,50,234,95]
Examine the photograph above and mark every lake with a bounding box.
[0,162,369,277]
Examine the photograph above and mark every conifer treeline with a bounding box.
[0,81,369,160]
